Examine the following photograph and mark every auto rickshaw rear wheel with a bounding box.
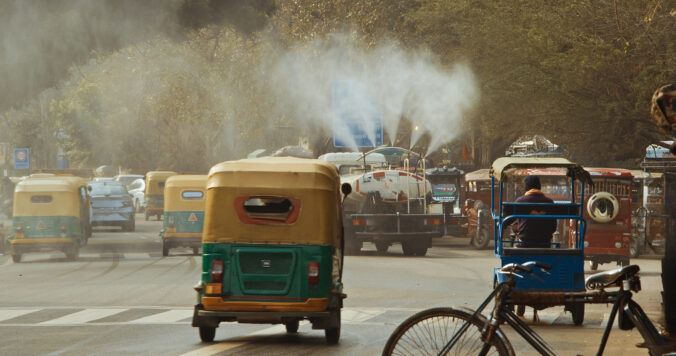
[285,320,299,333]
[375,241,389,254]
[199,326,215,342]
[66,244,79,261]
[325,310,340,345]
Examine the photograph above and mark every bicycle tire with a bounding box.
[382,307,514,356]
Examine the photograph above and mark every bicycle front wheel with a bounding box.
[382,307,513,356]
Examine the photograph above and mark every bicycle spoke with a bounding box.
[388,311,503,356]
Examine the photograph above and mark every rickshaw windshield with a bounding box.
[88,183,127,196]
[503,168,571,202]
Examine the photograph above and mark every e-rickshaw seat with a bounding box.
[503,248,583,256]
[585,264,640,289]
[501,202,580,216]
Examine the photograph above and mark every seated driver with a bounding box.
[514,175,557,248]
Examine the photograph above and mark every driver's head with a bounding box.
[524,175,541,191]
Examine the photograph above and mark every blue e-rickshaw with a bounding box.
[491,157,593,325]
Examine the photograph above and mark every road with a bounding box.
[0,214,663,355]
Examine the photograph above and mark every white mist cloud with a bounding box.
[266,34,478,155]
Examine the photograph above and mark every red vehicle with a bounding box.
[463,169,493,249]
[571,168,633,270]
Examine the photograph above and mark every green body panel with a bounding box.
[202,243,334,302]
[12,216,83,241]
[147,194,163,209]
[163,211,204,233]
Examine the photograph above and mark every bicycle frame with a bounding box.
[438,280,556,356]
[439,279,669,356]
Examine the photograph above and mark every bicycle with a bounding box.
[382,261,676,356]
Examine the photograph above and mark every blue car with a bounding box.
[87,181,135,232]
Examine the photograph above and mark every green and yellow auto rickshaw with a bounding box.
[192,157,350,344]
[144,171,176,221]
[9,176,92,262]
[161,174,208,256]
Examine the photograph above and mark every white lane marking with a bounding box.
[129,309,193,324]
[40,309,124,325]
[0,309,38,322]
[178,324,289,356]
[342,308,386,323]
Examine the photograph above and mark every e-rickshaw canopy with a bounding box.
[203,157,342,246]
[164,175,208,212]
[14,177,87,217]
[490,157,593,185]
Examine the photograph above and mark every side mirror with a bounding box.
[341,182,352,198]
[87,186,92,192]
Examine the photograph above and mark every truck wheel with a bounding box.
[414,245,428,256]
[285,320,299,333]
[199,327,216,342]
[11,253,21,263]
[401,241,416,256]
[144,211,149,221]
[345,240,361,255]
[472,228,490,250]
[162,243,169,257]
[192,247,200,255]
[375,241,389,254]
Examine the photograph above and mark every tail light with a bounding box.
[353,219,366,226]
[61,222,67,233]
[308,261,320,285]
[211,260,224,282]
[425,218,441,225]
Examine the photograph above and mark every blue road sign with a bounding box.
[331,80,384,148]
[14,148,29,170]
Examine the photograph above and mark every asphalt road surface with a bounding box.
[0,214,662,355]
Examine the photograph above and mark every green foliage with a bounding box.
[1,0,674,172]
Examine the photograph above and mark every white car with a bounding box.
[127,178,146,213]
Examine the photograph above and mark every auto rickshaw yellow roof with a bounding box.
[165,174,208,189]
[146,171,177,179]
[465,169,490,182]
[15,177,85,193]
[208,157,339,191]
[490,157,593,185]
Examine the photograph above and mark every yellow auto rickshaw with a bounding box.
[192,157,351,344]
[161,174,207,256]
[144,171,177,221]
[10,176,92,262]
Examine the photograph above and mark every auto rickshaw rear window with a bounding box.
[182,191,204,200]
[235,196,300,224]
[158,182,165,189]
[30,195,52,203]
